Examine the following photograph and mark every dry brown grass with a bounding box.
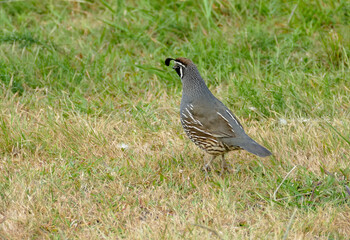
[0,92,349,239]
[1,0,349,238]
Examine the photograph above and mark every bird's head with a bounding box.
[165,57,194,79]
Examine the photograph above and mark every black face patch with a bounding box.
[173,61,185,78]
[174,66,183,78]
[165,58,187,79]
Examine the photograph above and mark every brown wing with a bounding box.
[181,103,236,139]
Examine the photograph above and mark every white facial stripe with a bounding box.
[174,61,186,68]
[179,67,183,78]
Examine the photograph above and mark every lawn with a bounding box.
[0,0,349,239]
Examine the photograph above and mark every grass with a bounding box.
[0,0,349,239]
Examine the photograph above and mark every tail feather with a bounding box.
[240,139,272,157]
[221,137,272,157]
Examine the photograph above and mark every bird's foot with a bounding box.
[202,164,211,178]
[220,163,234,176]
[202,155,216,177]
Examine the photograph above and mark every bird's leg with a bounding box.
[203,155,216,175]
[220,154,234,175]
[220,154,227,176]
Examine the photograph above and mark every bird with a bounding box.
[165,57,272,174]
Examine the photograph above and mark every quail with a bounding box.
[165,57,272,174]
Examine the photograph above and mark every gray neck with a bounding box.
[181,66,213,101]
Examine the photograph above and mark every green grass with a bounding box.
[0,0,349,239]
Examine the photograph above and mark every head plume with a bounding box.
[165,57,194,67]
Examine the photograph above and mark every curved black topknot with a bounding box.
[165,58,175,66]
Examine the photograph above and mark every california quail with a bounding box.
[165,57,272,174]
